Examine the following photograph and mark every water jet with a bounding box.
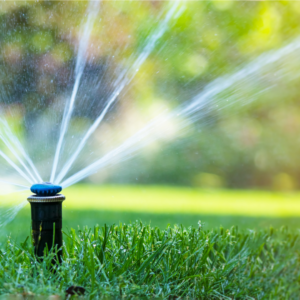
[27,183,64,263]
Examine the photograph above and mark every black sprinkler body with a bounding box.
[28,182,64,263]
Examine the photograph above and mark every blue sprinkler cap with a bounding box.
[30,182,62,197]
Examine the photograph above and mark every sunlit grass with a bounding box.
[63,184,300,217]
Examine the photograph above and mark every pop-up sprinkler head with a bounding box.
[27,182,65,264]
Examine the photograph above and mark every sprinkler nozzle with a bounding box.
[30,182,62,196]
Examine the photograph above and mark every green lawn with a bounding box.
[1,185,300,298]
[1,185,300,242]
[1,223,299,299]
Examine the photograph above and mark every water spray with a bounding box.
[27,182,64,263]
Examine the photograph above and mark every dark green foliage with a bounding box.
[0,223,299,299]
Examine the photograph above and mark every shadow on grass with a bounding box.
[1,205,300,243]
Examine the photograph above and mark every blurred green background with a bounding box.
[1,1,300,189]
[0,1,300,236]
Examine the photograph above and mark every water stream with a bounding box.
[60,37,300,188]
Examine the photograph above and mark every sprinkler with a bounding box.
[28,182,64,263]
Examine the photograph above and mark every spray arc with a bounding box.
[28,182,64,263]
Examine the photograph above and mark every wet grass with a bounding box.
[0,222,299,299]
